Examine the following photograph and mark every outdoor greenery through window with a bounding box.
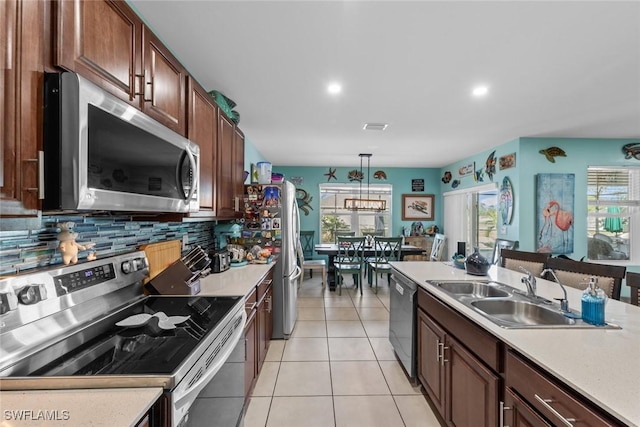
[587,167,639,261]
[319,183,392,243]
[476,190,499,257]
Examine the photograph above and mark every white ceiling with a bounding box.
[129,0,640,168]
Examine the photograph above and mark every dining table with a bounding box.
[314,243,426,291]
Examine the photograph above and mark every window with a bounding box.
[587,166,640,262]
[319,183,392,243]
[443,183,498,260]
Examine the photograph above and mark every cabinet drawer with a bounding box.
[418,288,502,371]
[245,288,257,316]
[506,350,619,426]
[257,270,274,301]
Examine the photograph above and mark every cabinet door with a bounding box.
[1,0,42,216]
[216,113,237,218]
[56,0,141,104]
[141,26,186,135]
[233,127,245,207]
[504,388,552,427]
[417,309,446,416]
[446,335,499,427]
[257,284,273,368]
[187,77,217,214]
[244,308,257,400]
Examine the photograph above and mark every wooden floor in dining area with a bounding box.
[244,274,441,427]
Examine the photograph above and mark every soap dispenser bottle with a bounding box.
[581,277,607,326]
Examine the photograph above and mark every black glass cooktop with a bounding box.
[33,296,241,377]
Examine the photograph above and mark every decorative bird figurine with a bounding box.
[539,146,567,163]
[324,168,337,181]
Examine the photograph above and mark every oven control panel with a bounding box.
[54,263,116,296]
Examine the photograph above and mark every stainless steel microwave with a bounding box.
[43,72,199,213]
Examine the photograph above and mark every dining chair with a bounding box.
[544,257,626,300]
[299,230,326,285]
[335,230,356,243]
[367,237,403,294]
[430,233,446,261]
[334,236,365,295]
[297,245,327,288]
[500,249,550,277]
[491,238,518,265]
[626,272,640,306]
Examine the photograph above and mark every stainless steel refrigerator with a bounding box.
[243,180,301,339]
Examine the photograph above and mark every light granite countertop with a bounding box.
[198,263,275,297]
[0,388,163,427]
[390,261,640,427]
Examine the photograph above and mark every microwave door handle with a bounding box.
[176,149,198,204]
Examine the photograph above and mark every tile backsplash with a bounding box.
[0,215,215,276]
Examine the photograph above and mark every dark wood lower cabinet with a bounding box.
[244,305,257,400]
[418,305,499,427]
[446,336,499,427]
[418,308,446,416]
[504,388,552,427]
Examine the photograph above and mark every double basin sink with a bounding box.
[427,280,620,329]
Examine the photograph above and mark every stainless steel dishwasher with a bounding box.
[389,270,417,379]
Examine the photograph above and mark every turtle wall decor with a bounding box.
[539,146,567,163]
[622,142,640,160]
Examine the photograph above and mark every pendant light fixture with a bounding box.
[344,154,387,212]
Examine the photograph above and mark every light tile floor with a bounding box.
[245,274,442,427]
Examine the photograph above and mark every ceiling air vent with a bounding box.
[362,123,388,131]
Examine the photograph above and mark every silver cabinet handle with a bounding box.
[266,296,272,313]
[134,73,152,102]
[534,394,576,427]
[500,401,511,427]
[441,345,449,366]
[436,340,443,363]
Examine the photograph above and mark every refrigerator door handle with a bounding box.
[291,265,302,281]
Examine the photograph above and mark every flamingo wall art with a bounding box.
[536,173,575,254]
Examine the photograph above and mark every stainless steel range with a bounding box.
[0,251,246,427]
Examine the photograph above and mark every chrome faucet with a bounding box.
[519,266,537,298]
[541,268,570,313]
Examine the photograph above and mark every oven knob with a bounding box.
[17,284,47,305]
[0,292,18,314]
[121,261,132,274]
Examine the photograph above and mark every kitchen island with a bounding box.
[390,261,640,426]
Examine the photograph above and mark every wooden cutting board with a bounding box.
[139,240,182,285]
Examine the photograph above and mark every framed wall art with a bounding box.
[536,173,575,254]
[402,194,434,220]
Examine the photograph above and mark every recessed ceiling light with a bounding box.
[472,86,489,97]
[327,83,342,95]
[363,123,388,131]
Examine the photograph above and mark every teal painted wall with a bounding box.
[274,166,442,244]
[518,137,639,259]
[244,137,269,173]
[439,139,521,243]
[439,137,639,297]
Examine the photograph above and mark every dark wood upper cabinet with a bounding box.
[56,0,186,135]
[141,26,186,135]
[216,113,243,219]
[56,0,141,104]
[1,0,44,216]
[187,77,217,215]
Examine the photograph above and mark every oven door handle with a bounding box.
[173,309,246,410]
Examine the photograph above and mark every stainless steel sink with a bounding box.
[470,299,575,327]
[426,280,621,329]
[435,281,510,298]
